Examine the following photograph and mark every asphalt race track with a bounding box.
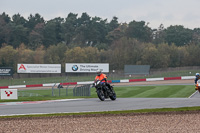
[1,91,200,116]
[1,79,200,116]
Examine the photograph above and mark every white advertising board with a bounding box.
[17,64,61,73]
[65,63,109,73]
[1,89,18,99]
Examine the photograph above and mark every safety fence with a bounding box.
[73,84,91,96]
[0,76,195,89]
[0,76,195,98]
[51,83,91,97]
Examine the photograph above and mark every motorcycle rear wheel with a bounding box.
[109,87,116,100]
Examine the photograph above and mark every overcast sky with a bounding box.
[0,0,200,29]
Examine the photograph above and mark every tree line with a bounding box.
[1,38,200,72]
[0,12,200,72]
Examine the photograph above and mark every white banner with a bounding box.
[65,63,109,73]
[17,64,61,73]
[1,89,18,99]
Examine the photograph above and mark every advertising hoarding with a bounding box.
[1,89,18,100]
[17,64,61,73]
[65,63,109,73]
[0,67,13,76]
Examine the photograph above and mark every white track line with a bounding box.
[0,99,83,106]
[188,91,198,98]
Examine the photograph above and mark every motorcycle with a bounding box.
[93,80,116,101]
[195,80,200,93]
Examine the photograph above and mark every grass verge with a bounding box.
[0,85,195,102]
[1,106,200,119]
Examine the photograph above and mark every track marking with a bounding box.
[0,110,114,117]
[188,91,198,98]
[0,99,83,106]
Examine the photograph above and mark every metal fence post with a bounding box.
[52,83,56,96]
[66,85,69,96]
[59,86,60,96]
[73,85,77,96]
[88,84,91,96]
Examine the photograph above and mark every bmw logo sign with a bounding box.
[72,65,78,71]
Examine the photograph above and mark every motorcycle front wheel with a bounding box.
[97,89,105,101]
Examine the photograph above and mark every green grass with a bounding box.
[0,85,195,103]
[115,85,194,98]
[1,106,200,119]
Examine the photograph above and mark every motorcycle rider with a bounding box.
[195,73,200,84]
[95,69,111,90]
[195,73,200,90]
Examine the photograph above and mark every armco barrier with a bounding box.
[120,79,129,83]
[111,80,120,83]
[62,82,77,85]
[129,79,146,82]
[77,81,94,85]
[164,77,181,80]
[0,76,195,89]
[26,84,43,87]
[0,86,8,89]
[181,76,195,80]
[9,85,26,89]
[146,78,164,81]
